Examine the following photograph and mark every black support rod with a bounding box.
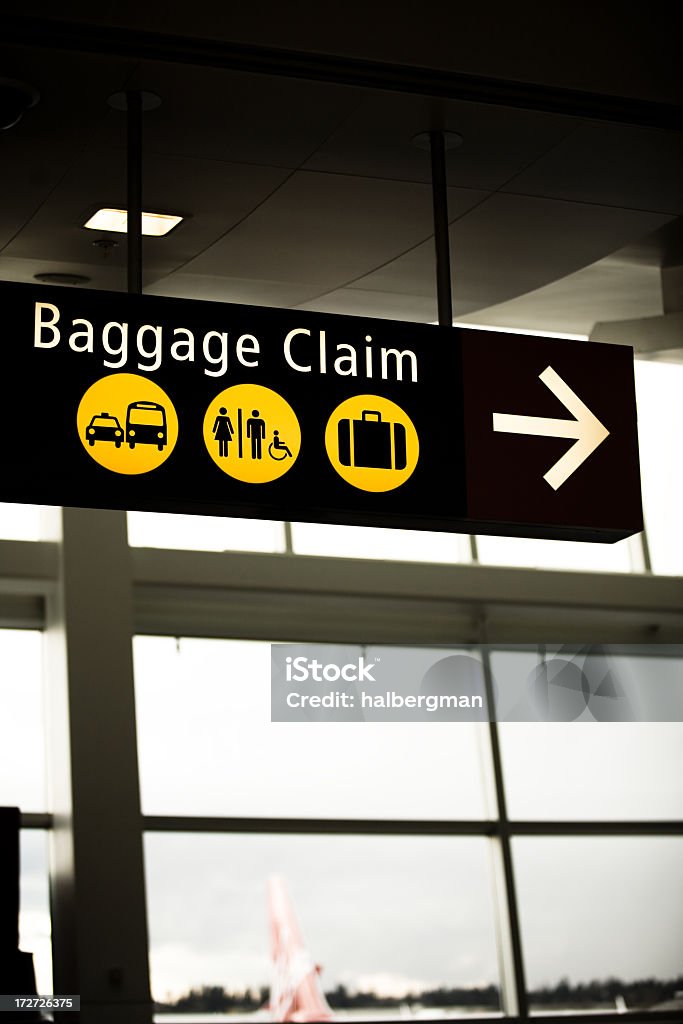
[126,89,143,295]
[429,129,453,327]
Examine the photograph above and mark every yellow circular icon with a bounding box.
[325,394,419,492]
[77,373,178,475]
[203,384,301,483]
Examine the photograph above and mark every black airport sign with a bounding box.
[0,281,642,542]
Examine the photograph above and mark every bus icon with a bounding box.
[126,401,167,451]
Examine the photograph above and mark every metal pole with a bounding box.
[480,639,530,1019]
[429,130,480,560]
[429,129,453,328]
[126,89,143,295]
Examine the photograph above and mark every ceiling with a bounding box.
[0,43,681,357]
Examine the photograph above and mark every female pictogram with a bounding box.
[212,406,235,457]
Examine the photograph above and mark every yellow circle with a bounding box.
[77,373,178,475]
[325,394,419,492]
[203,384,301,483]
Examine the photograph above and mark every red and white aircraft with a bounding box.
[268,876,334,1023]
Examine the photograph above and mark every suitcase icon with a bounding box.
[337,409,407,470]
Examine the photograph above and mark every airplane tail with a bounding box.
[268,876,334,1023]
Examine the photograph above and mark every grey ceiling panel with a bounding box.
[147,273,324,309]
[185,170,488,287]
[457,257,665,337]
[0,49,133,251]
[353,194,674,313]
[1,151,290,279]
[508,123,683,214]
[92,63,365,170]
[296,287,439,323]
[0,41,678,341]
[303,92,577,190]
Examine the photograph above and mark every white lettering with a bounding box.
[203,330,228,377]
[136,324,162,372]
[170,327,195,362]
[283,328,312,372]
[102,322,128,369]
[319,331,327,374]
[68,318,93,353]
[34,302,60,348]
[333,343,357,376]
[381,347,418,383]
[236,334,260,368]
[365,338,373,377]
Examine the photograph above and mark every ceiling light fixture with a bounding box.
[83,208,183,237]
[0,78,39,130]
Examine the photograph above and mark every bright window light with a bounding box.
[83,208,182,236]
[449,321,590,341]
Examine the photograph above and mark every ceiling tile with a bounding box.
[457,256,665,336]
[353,194,674,313]
[147,273,323,308]
[303,92,577,190]
[92,63,366,170]
[296,287,438,322]
[0,49,133,250]
[508,123,683,214]
[185,170,488,287]
[2,151,290,277]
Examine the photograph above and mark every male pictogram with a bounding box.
[246,409,266,459]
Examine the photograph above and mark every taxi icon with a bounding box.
[85,412,124,448]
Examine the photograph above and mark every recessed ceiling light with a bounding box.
[83,208,183,237]
[35,272,91,285]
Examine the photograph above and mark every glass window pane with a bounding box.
[291,522,472,562]
[475,533,639,572]
[514,837,683,1013]
[493,650,683,820]
[635,360,683,575]
[20,830,52,996]
[134,638,488,819]
[0,504,42,541]
[127,511,286,552]
[144,833,500,1016]
[0,631,46,813]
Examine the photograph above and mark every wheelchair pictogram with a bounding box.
[268,430,293,461]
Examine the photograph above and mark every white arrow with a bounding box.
[492,366,610,490]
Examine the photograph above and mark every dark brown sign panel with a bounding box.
[461,330,643,541]
[0,282,642,542]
